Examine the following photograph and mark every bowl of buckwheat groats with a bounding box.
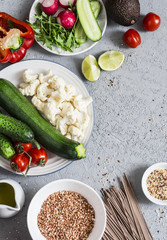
[27,179,106,240]
[142,162,167,205]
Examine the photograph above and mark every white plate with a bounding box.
[29,0,107,56]
[0,60,93,176]
[27,179,106,240]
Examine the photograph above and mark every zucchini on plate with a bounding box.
[0,78,86,160]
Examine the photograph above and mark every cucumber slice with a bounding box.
[75,1,101,44]
[75,22,87,44]
[76,0,102,42]
[90,0,101,18]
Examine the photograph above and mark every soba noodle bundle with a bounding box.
[101,175,153,240]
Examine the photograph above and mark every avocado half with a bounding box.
[108,0,140,26]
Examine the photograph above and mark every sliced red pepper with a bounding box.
[0,12,34,63]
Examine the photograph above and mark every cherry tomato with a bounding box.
[10,153,29,172]
[123,29,141,48]
[143,12,161,31]
[28,148,48,166]
[14,142,32,153]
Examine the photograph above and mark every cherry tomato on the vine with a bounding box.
[123,29,141,48]
[28,148,48,166]
[14,142,32,153]
[143,12,161,31]
[11,153,29,172]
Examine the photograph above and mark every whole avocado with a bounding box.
[108,0,140,26]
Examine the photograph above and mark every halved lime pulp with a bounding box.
[82,55,100,82]
[98,50,125,71]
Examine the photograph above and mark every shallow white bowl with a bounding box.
[29,0,107,56]
[142,162,167,205]
[27,179,106,240]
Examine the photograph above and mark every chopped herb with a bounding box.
[8,20,15,29]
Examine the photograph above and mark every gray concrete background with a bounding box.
[0,0,167,239]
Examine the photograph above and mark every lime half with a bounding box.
[98,50,125,71]
[82,55,100,82]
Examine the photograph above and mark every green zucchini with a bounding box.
[75,0,102,44]
[0,113,34,143]
[76,0,102,42]
[0,79,86,160]
[0,133,15,159]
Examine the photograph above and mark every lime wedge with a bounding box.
[82,55,100,82]
[98,50,125,71]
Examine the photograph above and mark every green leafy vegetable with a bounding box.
[28,3,80,52]
[8,20,16,29]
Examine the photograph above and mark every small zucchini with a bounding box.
[76,0,102,42]
[0,113,34,143]
[0,79,86,160]
[0,133,15,159]
[75,0,102,44]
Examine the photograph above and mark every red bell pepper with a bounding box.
[0,12,34,63]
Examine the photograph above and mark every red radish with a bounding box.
[57,10,76,29]
[59,0,76,8]
[41,0,59,16]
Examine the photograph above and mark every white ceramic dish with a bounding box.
[0,60,93,176]
[27,179,106,240]
[142,162,167,205]
[29,0,107,56]
[0,179,25,218]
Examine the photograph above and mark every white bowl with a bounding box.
[142,162,167,205]
[29,0,107,56]
[27,179,106,240]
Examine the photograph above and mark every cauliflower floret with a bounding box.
[36,82,53,101]
[66,110,77,125]
[19,82,28,89]
[65,84,77,101]
[73,95,92,112]
[48,76,65,90]
[48,89,67,105]
[31,96,45,112]
[75,112,90,130]
[74,109,84,123]
[60,102,74,117]
[65,133,72,140]
[19,79,40,96]
[38,70,53,83]
[55,114,62,125]
[68,125,83,140]
[23,69,38,83]
[55,115,68,135]
[81,113,90,129]
[43,101,61,124]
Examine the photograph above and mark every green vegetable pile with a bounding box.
[29,3,80,52]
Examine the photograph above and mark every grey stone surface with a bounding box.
[0,0,167,239]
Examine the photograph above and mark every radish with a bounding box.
[59,0,76,8]
[57,10,76,29]
[41,0,59,16]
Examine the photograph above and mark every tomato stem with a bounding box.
[38,158,46,167]
[24,151,32,177]
[33,139,41,150]
[11,162,26,177]
[14,143,24,153]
